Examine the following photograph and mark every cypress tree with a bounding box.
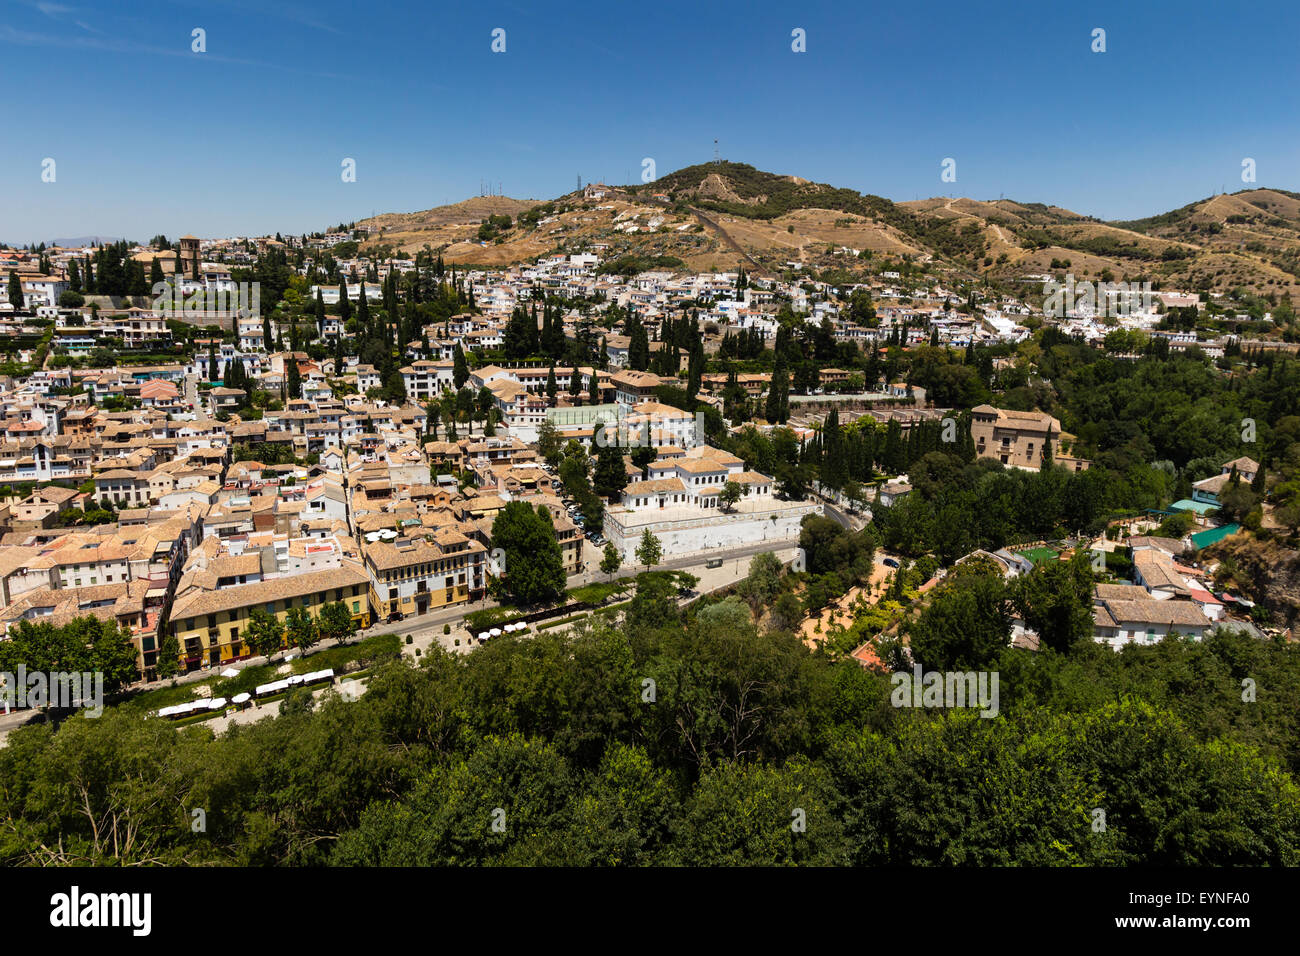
[687,337,703,399]
[765,351,789,423]
[453,345,469,389]
[339,277,352,324]
[822,409,845,490]
[357,283,371,325]
[569,366,583,405]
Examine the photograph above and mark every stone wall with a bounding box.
[604,503,820,564]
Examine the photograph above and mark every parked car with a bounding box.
[883,557,899,568]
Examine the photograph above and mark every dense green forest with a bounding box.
[716,328,1300,564]
[1,578,1296,866]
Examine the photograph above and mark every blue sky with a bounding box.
[3,0,1299,243]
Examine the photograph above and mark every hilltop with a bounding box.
[362,195,539,234]
[354,162,1300,304]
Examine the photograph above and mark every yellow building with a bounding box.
[364,530,487,622]
[168,565,370,670]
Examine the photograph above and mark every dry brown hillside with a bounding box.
[363,196,538,232]
[349,163,1300,305]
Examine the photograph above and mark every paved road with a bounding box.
[364,535,802,641]
[0,537,803,740]
[822,501,852,530]
[823,500,871,532]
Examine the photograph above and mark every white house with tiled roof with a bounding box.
[1192,456,1260,505]
[604,444,815,563]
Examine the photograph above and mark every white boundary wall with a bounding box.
[604,503,822,564]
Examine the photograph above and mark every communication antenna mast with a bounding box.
[714,139,720,164]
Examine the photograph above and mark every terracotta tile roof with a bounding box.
[170,563,368,621]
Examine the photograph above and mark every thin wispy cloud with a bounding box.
[18,0,103,34]
[0,24,354,79]
[167,0,346,36]
[497,1,625,62]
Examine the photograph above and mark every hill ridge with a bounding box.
[352,163,1300,304]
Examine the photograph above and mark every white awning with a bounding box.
[157,699,208,718]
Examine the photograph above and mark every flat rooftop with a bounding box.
[605,497,815,530]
